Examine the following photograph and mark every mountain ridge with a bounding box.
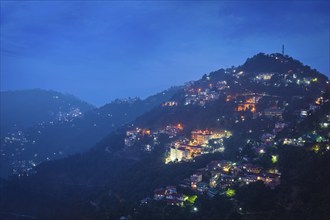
[0,87,180,178]
[0,89,95,136]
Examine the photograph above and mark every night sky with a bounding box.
[1,1,329,106]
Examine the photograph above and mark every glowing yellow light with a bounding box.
[312,145,320,153]
[187,195,198,204]
[271,155,278,163]
[225,188,236,197]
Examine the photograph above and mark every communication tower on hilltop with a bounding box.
[282,44,285,56]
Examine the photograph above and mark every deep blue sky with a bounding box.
[1,1,329,106]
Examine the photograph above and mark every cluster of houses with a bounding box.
[281,132,329,147]
[248,55,320,87]
[2,130,29,145]
[124,125,232,162]
[159,56,323,118]
[216,80,229,91]
[162,101,178,107]
[281,137,305,147]
[157,124,184,138]
[56,107,83,122]
[184,87,221,106]
[181,79,232,106]
[180,160,280,195]
[229,93,263,113]
[147,113,286,206]
[165,129,232,163]
[153,186,185,206]
[281,71,319,87]
[253,73,274,83]
[225,92,287,120]
[150,159,281,207]
[2,130,41,177]
[11,159,37,177]
[205,160,280,190]
[294,99,322,123]
[124,127,152,147]
[243,121,286,157]
[280,96,329,147]
[124,124,184,150]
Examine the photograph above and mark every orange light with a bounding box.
[177,124,183,130]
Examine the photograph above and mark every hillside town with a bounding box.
[119,55,330,213]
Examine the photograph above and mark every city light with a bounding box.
[271,155,278,163]
[225,188,236,197]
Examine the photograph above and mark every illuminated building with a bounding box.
[169,146,183,162]
[165,130,232,164]
[191,129,228,145]
[124,127,151,147]
[315,97,323,105]
[237,103,256,112]
[236,96,261,113]
[161,124,184,137]
[196,182,208,193]
[209,173,220,188]
[264,108,284,118]
[154,188,166,200]
[162,101,178,107]
[244,164,262,174]
[190,173,203,189]
[219,160,232,172]
[167,144,192,163]
[255,73,274,81]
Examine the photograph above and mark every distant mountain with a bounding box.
[0,87,179,178]
[0,53,329,219]
[0,89,94,137]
